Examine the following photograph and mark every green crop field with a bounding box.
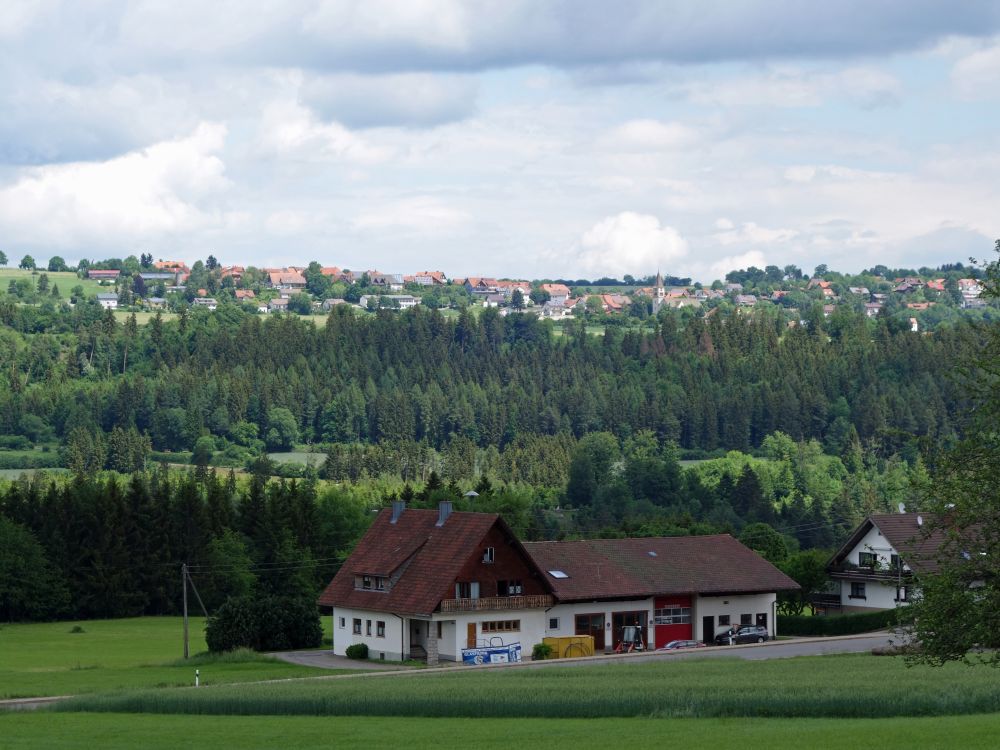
[6,714,1000,750]
[0,617,337,699]
[58,653,1000,719]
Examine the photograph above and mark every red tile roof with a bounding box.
[524,535,799,601]
[830,514,950,576]
[318,508,519,616]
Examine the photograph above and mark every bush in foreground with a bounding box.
[205,595,322,653]
[345,643,369,660]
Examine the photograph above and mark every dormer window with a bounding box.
[356,575,388,592]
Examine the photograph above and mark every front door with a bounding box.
[467,622,477,649]
[575,613,605,651]
[702,615,715,644]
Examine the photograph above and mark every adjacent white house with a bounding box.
[319,503,798,663]
[826,513,946,612]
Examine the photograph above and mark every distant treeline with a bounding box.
[0,302,979,466]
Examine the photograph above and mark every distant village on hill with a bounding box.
[2,252,994,332]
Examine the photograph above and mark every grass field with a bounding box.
[112,311,178,325]
[7,714,1000,750]
[57,653,1000,718]
[0,267,108,297]
[0,617,335,699]
[266,451,326,466]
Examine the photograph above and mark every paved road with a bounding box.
[589,632,897,664]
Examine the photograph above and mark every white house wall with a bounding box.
[546,599,654,650]
[837,523,909,611]
[331,606,406,661]
[694,593,777,640]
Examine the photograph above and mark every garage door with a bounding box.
[653,596,692,647]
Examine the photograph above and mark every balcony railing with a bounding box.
[828,561,908,579]
[441,594,554,612]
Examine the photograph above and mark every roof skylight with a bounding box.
[548,570,569,579]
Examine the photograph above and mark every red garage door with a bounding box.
[654,596,692,648]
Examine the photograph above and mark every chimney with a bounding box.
[390,500,405,524]
[436,500,453,527]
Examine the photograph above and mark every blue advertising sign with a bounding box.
[461,642,522,665]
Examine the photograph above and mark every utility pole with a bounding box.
[182,562,189,660]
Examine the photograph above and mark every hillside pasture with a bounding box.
[0,267,107,297]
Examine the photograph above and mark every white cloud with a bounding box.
[256,99,392,164]
[600,119,701,151]
[0,122,230,246]
[952,37,1000,99]
[678,66,901,110]
[715,222,798,246]
[569,212,688,277]
[352,196,471,235]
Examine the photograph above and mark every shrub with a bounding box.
[532,643,553,661]
[205,594,323,653]
[778,608,911,637]
[345,643,369,660]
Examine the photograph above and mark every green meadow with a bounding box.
[0,617,336,699]
[0,267,108,297]
[6,714,1000,750]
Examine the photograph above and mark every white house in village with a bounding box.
[826,513,946,612]
[97,293,119,309]
[318,503,798,663]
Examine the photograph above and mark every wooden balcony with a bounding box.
[441,594,554,613]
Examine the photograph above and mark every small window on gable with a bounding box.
[483,547,495,564]
[859,552,877,568]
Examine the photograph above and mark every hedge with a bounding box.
[0,453,62,470]
[778,608,912,636]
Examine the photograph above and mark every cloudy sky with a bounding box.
[2,1,1000,281]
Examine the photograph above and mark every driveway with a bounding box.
[271,650,407,670]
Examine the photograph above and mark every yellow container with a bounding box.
[542,635,594,659]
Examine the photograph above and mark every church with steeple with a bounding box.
[652,270,666,313]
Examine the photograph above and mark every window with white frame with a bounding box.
[352,618,361,634]
[376,620,385,637]
[548,617,559,630]
[339,617,345,629]
[850,582,866,599]
[366,619,372,636]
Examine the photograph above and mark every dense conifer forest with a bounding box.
[0,297,987,621]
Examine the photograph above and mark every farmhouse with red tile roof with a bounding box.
[319,503,797,663]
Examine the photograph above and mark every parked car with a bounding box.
[714,625,769,645]
[658,640,706,651]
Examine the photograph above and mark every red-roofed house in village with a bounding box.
[318,502,798,663]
